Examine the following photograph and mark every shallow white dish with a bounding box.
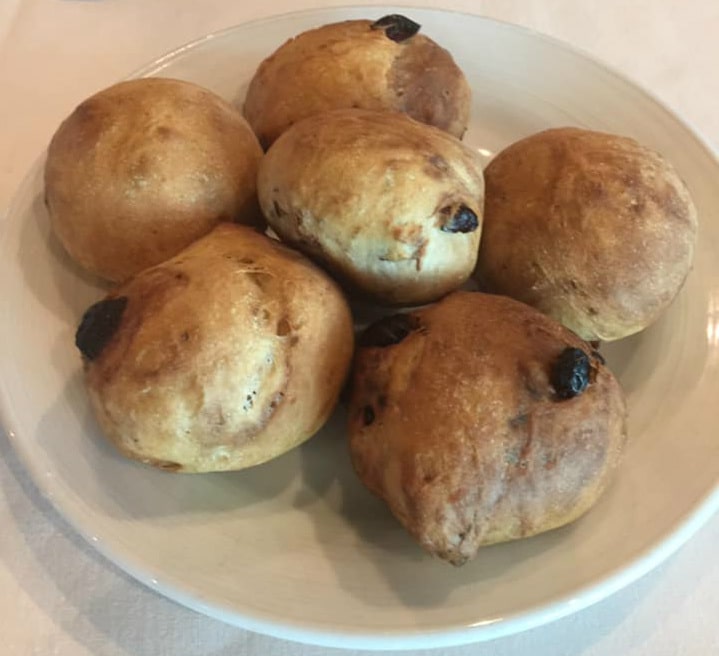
[1,5,718,650]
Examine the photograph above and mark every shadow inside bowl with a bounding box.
[35,355,299,520]
[17,165,109,327]
[295,406,582,609]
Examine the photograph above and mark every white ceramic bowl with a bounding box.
[1,6,718,650]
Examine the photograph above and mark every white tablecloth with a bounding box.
[1,1,718,654]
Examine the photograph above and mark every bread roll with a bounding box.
[348,291,627,565]
[258,108,484,305]
[76,223,354,472]
[46,78,263,282]
[476,127,698,341]
[243,15,471,147]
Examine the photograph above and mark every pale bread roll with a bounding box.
[258,108,484,305]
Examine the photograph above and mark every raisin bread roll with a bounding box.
[348,291,627,565]
[243,15,470,147]
[76,224,354,472]
[258,108,484,305]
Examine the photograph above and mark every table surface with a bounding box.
[1,1,718,654]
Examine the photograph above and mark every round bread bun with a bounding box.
[476,127,698,341]
[75,223,354,473]
[45,77,264,282]
[348,291,627,565]
[258,108,485,306]
[243,15,471,148]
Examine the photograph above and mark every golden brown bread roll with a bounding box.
[243,15,471,148]
[476,127,698,341]
[348,291,627,565]
[45,78,264,282]
[258,108,485,305]
[75,224,354,472]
